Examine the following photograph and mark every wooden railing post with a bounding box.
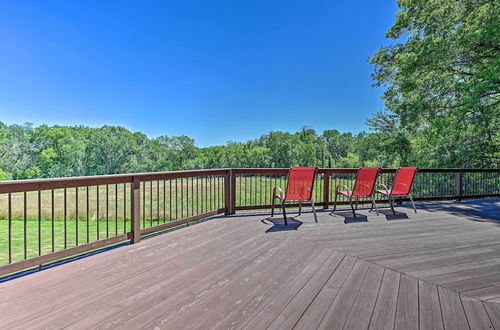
[225,169,236,215]
[455,171,463,201]
[323,172,330,209]
[131,176,141,243]
[231,170,237,214]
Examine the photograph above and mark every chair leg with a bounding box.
[349,196,356,218]
[389,195,396,215]
[281,201,288,225]
[271,195,275,217]
[311,199,318,223]
[330,192,338,215]
[371,195,379,216]
[298,201,302,216]
[409,194,417,213]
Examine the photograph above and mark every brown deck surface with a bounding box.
[1,199,499,329]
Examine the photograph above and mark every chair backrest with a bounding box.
[285,166,318,200]
[352,167,381,196]
[391,167,419,195]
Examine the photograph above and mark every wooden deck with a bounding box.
[1,199,499,329]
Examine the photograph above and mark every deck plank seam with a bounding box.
[436,281,446,330]
[338,250,500,304]
[393,270,402,330]
[257,251,347,330]
[482,301,497,330]
[337,260,372,330]
[417,279,421,330]
[366,268,387,330]
[233,243,337,329]
[292,255,358,330]
[313,257,361,329]
[458,294,473,330]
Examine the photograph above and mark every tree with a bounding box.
[155,135,198,170]
[366,110,413,166]
[30,125,88,177]
[370,0,500,167]
[2,123,37,179]
[85,126,139,175]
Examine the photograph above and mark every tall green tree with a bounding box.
[370,0,500,167]
[85,126,140,175]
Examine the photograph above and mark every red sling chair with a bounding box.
[376,166,419,214]
[271,166,318,225]
[331,167,381,218]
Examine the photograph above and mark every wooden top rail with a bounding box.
[233,168,500,175]
[0,168,498,194]
[0,169,230,194]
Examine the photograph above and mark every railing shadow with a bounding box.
[416,198,500,224]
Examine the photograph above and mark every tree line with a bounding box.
[0,123,380,180]
[0,118,497,181]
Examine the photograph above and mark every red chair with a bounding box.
[271,167,318,225]
[331,167,381,218]
[376,167,419,214]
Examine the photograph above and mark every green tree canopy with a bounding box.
[370,0,499,167]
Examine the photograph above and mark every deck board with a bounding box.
[368,269,400,330]
[418,280,444,330]
[0,199,499,329]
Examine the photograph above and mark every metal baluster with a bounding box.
[200,177,204,214]
[209,176,212,211]
[142,181,146,228]
[157,180,160,225]
[175,178,178,220]
[106,184,109,238]
[163,180,166,223]
[64,188,67,249]
[97,185,100,241]
[115,184,118,235]
[86,187,89,243]
[8,193,12,263]
[124,183,127,233]
[181,178,184,218]
[24,192,27,259]
[52,190,55,252]
[169,179,172,222]
[76,187,79,246]
[38,191,42,256]
[205,177,208,212]
[150,181,153,227]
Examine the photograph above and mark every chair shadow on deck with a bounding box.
[377,208,410,220]
[262,217,303,232]
[329,210,368,223]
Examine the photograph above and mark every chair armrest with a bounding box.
[273,186,284,200]
[335,184,351,192]
[376,183,390,195]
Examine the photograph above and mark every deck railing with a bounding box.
[0,168,499,276]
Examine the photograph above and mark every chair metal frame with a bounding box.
[271,167,319,225]
[330,167,382,218]
[376,167,419,214]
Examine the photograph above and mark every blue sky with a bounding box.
[0,1,398,147]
